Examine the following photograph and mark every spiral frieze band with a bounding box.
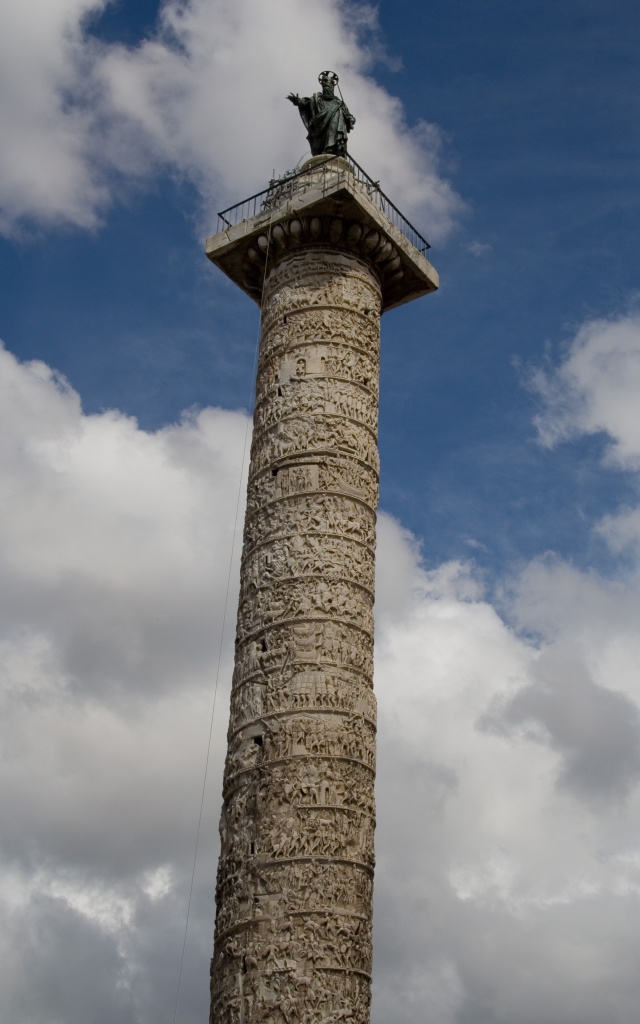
[210,245,381,1024]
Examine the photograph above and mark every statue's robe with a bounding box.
[297,92,355,156]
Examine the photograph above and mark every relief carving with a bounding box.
[249,413,380,477]
[256,342,378,402]
[243,493,376,551]
[237,578,374,642]
[247,457,378,516]
[250,758,375,821]
[241,534,375,596]
[262,253,381,323]
[253,377,378,435]
[211,241,381,1024]
[262,300,379,343]
[254,714,376,770]
[273,462,319,499]
[232,623,375,691]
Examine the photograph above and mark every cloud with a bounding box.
[2,337,640,1023]
[466,240,492,257]
[0,341,245,1021]
[532,311,640,469]
[0,0,462,239]
[0,890,137,1024]
[483,660,640,804]
[0,0,109,231]
[373,547,640,1023]
[0,345,249,707]
[529,309,640,563]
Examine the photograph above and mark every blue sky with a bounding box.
[2,2,640,1023]
[4,0,639,578]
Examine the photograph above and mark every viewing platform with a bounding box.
[205,154,439,312]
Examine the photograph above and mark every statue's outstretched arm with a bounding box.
[287,93,313,133]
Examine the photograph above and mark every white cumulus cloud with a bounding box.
[532,310,640,560]
[0,0,462,239]
[0,0,109,231]
[533,311,640,469]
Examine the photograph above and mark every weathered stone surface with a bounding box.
[210,245,380,1024]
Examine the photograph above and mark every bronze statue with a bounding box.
[288,71,355,157]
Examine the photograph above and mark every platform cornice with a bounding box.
[205,157,439,313]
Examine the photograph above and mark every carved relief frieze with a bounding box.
[231,622,375,691]
[253,376,379,435]
[229,668,377,735]
[211,947,372,1024]
[317,457,379,506]
[262,251,381,320]
[211,240,381,1024]
[230,661,377,733]
[223,710,377,770]
[262,860,373,914]
[248,412,380,476]
[214,908,373,972]
[245,471,277,518]
[257,711,376,767]
[259,306,379,365]
[215,860,372,926]
[236,578,374,642]
[256,342,379,402]
[272,461,319,499]
[240,533,375,596]
[256,805,375,865]
[243,493,376,551]
[252,757,375,818]
[262,295,380,340]
[246,457,379,516]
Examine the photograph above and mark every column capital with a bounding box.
[206,156,439,313]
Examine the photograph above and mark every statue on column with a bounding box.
[287,70,355,157]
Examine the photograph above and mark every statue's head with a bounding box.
[318,70,338,97]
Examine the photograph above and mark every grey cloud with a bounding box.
[374,816,640,1024]
[0,893,136,1024]
[483,661,640,803]
[0,347,247,712]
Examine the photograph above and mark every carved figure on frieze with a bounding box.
[239,578,374,638]
[258,320,379,379]
[253,378,379,437]
[245,471,276,518]
[271,463,317,500]
[262,260,380,325]
[243,535,375,592]
[318,458,378,506]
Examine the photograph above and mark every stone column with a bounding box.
[206,159,438,1024]
[211,241,379,1024]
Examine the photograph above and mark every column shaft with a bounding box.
[210,244,381,1024]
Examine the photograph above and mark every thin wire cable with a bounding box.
[171,216,274,1024]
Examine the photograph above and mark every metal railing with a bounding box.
[216,154,431,256]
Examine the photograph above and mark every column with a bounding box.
[210,236,381,1024]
